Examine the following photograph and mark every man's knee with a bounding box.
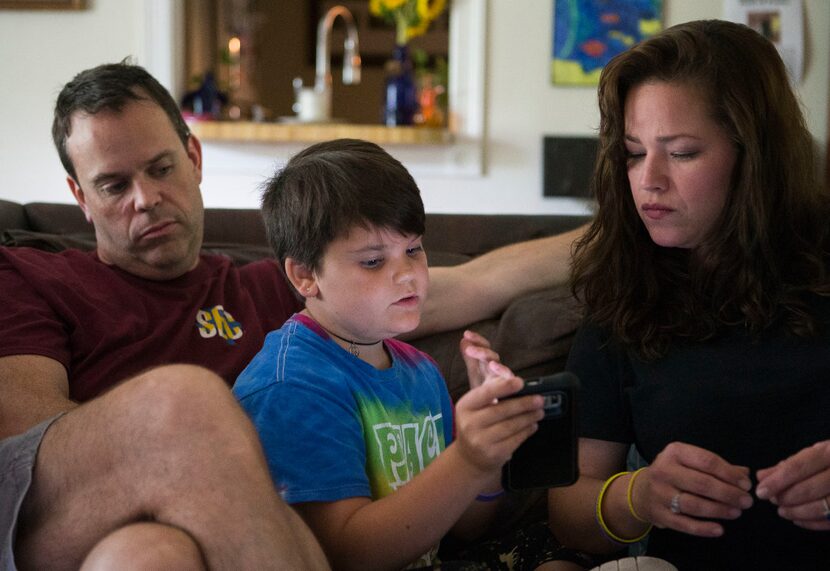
[128,364,231,404]
[111,365,259,456]
[79,522,206,571]
[120,365,239,425]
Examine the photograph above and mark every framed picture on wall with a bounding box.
[723,0,803,83]
[552,0,663,86]
[0,0,85,8]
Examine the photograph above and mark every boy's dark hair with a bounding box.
[52,59,191,182]
[261,138,426,275]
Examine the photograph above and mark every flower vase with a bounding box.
[383,44,418,126]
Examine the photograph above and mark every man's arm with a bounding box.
[415,225,586,338]
[0,354,76,439]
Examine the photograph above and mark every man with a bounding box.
[0,62,583,569]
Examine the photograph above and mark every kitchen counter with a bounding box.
[188,120,453,145]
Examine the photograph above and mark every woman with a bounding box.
[549,19,830,570]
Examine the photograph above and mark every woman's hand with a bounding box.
[756,440,830,531]
[460,329,500,389]
[632,442,753,537]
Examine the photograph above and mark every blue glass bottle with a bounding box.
[181,72,226,120]
[383,44,418,126]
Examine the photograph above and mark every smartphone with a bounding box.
[501,372,580,491]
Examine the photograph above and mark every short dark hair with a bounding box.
[261,138,426,276]
[52,59,191,181]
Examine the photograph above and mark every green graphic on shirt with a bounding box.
[360,397,446,499]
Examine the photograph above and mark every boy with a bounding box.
[233,139,562,569]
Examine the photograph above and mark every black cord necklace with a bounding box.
[325,330,382,358]
[305,310,381,357]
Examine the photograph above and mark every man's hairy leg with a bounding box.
[14,364,329,570]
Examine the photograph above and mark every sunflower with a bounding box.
[370,0,447,44]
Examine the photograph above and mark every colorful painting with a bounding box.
[552,0,663,86]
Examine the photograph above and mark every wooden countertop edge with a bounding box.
[188,121,454,145]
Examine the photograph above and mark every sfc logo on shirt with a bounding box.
[196,305,243,345]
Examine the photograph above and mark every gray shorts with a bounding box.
[1,415,62,571]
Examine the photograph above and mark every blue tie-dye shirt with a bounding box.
[234,313,454,504]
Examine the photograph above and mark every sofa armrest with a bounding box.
[0,199,27,234]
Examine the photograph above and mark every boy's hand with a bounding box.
[454,361,544,475]
[460,330,500,389]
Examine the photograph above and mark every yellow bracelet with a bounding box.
[596,471,652,544]
[626,467,650,523]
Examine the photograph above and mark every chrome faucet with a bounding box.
[292,4,361,122]
[316,5,361,90]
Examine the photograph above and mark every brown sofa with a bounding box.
[0,197,589,536]
[0,198,588,401]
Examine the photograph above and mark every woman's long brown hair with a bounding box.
[572,19,830,360]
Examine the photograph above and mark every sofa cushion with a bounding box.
[424,214,588,257]
[203,208,269,245]
[0,229,275,267]
[0,229,96,252]
[410,284,582,402]
[24,202,92,234]
[0,200,28,234]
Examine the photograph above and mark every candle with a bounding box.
[228,36,241,59]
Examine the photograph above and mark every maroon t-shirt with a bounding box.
[0,247,301,401]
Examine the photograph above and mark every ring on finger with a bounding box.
[822,497,830,521]
[670,493,682,514]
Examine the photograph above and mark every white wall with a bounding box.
[0,1,144,205]
[1,0,827,214]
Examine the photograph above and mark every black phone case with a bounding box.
[501,372,580,491]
